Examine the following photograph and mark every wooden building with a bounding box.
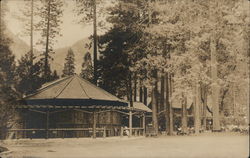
[148,95,213,132]
[9,75,151,139]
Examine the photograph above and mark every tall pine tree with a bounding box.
[16,51,42,95]
[80,52,93,82]
[0,0,18,139]
[97,0,146,98]
[75,0,106,84]
[36,0,63,82]
[62,48,75,77]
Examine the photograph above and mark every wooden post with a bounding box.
[120,127,123,137]
[143,113,146,136]
[24,112,27,138]
[103,126,106,138]
[110,110,113,136]
[46,110,49,139]
[93,111,97,138]
[30,131,33,140]
[129,110,132,137]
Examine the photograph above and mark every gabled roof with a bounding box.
[130,102,152,113]
[147,95,212,110]
[24,75,127,106]
[171,97,193,109]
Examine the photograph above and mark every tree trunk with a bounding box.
[128,74,133,137]
[151,85,158,136]
[194,84,201,134]
[181,93,188,133]
[233,83,236,117]
[211,36,221,131]
[160,75,165,114]
[143,86,147,106]
[158,73,165,130]
[0,0,2,42]
[152,70,158,135]
[129,74,133,107]
[244,0,250,126]
[245,4,250,125]
[168,75,174,135]
[30,0,34,62]
[148,0,152,26]
[93,0,98,85]
[202,85,207,130]
[192,86,196,133]
[134,75,137,101]
[164,73,170,134]
[44,0,51,79]
[126,76,131,101]
[210,0,221,132]
[139,81,143,102]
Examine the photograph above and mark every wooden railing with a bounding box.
[8,128,105,139]
[120,127,145,137]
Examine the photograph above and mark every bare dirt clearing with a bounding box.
[1,133,249,158]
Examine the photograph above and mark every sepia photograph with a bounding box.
[0,0,249,157]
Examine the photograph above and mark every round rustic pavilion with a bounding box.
[10,75,151,139]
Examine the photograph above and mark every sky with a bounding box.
[5,0,99,49]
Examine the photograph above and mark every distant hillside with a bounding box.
[6,30,41,62]
[6,30,92,76]
[6,30,31,60]
[52,38,92,75]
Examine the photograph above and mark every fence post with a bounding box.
[93,111,97,139]
[46,110,50,139]
[129,110,132,137]
[143,113,146,136]
[103,126,106,138]
[120,127,123,137]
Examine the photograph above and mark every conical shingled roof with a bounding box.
[24,75,127,106]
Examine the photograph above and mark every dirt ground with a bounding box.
[0,132,249,158]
